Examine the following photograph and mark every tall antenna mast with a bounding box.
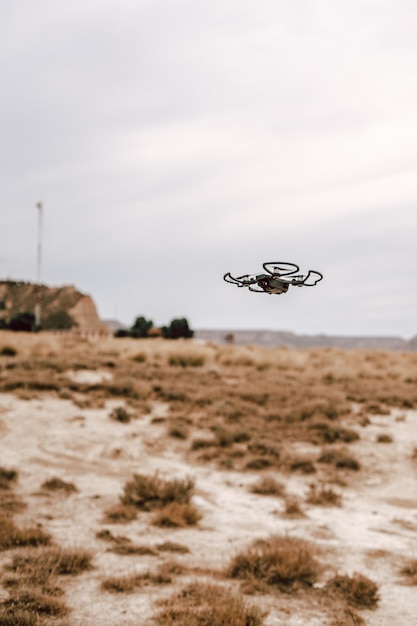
[35,202,43,329]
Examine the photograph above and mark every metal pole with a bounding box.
[35,202,43,328]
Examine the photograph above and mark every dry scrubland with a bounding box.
[0,331,417,625]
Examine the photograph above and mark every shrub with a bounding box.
[250,475,285,496]
[376,433,393,443]
[0,517,51,550]
[318,449,361,471]
[0,345,17,357]
[41,477,78,494]
[103,503,138,523]
[245,458,272,470]
[228,535,320,590]
[121,473,195,510]
[109,406,131,423]
[400,558,417,584]
[0,467,18,489]
[325,573,379,608]
[9,312,35,332]
[283,496,305,517]
[152,582,266,626]
[168,353,205,367]
[306,483,342,507]
[152,502,202,528]
[2,591,67,617]
[7,547,93,580]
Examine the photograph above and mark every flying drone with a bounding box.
[223,262,323,295]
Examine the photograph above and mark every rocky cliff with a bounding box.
[0,281,107,333]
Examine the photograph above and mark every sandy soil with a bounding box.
[1,370,417,625]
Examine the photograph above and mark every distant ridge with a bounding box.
[195,329,417,351]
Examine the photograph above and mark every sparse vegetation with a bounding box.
[325,573,379,608]
[152,502,202,527]
[152,582,266,626]
[228,535,320,591]
[249,475,285,496]
[376,433,393,443]
[400,558,417,584]
[0,517,51,550]
[306,483,342,507]
[121,473,195,510]
[41,476,78,494]
[109,405,131,423]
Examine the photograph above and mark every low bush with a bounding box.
[228,535,320,590]
[306,483,342,507]
[250,475,285,496]
[0,467,18,490]
[152,582,266,626]
[318,449,361,471]
[0,517,51,550]
[2,590,67,617]
[103,503,138,523]
[41,477,78,494]
[400,558,417,585]
[325,573,379,608]
[109,406,131,423]
[152,502,202,528]
[121,473,195,510]
[0,345,17,357]
[168,353,205,367]
[376,433,393,443]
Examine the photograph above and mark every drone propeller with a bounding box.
[262,262,299,276]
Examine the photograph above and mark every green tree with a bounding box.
[162,318,194,340]
[130,316,153,338]
[9,312,35,332]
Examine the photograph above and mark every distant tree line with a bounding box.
[115,316,194,340]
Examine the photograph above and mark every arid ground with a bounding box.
[0,332,417,625]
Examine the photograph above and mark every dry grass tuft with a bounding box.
[103,503,138,523]
[6,547,93,582]
[157,541,190,554]
[152,502,202,528]
[0,466,18,488]
[152,581,266,625]
[249,475,286,496]
[101,561,186,593]
[283,496,305,518]
[0,345,17,357]
[1,590,68,617]
[331,607,365,625]
[121,473,195,510]
[168,353,205,368]
[228,535,320,591]
[306,483,342,507]
[400,558,417,585]
[109,405,132,423]
[325,573,379,608]
[376,433,393,443]
[0,517,51,550]
[318,449,361,471]
[41,476,78,494]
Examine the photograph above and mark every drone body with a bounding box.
[224,262,323,295]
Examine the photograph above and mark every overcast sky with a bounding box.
[1,0,417,337]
